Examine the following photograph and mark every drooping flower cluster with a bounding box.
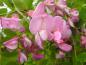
[1,0,79,64]
[28,0,79,58]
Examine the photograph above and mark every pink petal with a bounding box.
[1,17,23,31]
[35,33,43,49]
[47,32,54,41]
[41,15,55,32]
[30,15,54,34]
[32,53,44,60]
[21,34,32,48]
[81,36,86,45]
[32,2,45,17]
[18,52,27,64]
[57,0,67,9]
[39,30,48,41]
[67,18,75,27]
[54,16,72,39]
[70,9,79,22]
[29,17,42,34]
[54,31,62,43]
[3,37,18,50]
[70,9,79,17]
[0,19,2,30]
[58,43,72,52]
[44,0,54,5]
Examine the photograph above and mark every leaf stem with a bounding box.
[11,0,29,23]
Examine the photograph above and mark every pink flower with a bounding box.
[70,9,79,22]
[81,36,86,45]
[31,2,46,18]
[0,18,2,30]
[18,51,27,64]
[32,53,44,60]
[1,15,24,32]
[20,34,32,48]
[57,0,67,9]
[44,0,54,5]
[3,37,18,51]
[35,32,43,49]
[39,30,48,41]
[29,1,72,51]
[58,43,72,52]
[53,31,62,43]
[53,16,72,39]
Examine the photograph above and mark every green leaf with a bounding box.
[0,7,7,15]
[13,0,33,10]
[77,52,86,62]
[3,0,14,10]
[1,49,18,65]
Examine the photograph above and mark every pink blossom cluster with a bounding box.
[1,0,79,64]
[28,0,79,59]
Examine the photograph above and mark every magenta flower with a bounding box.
[32,53,44,60]
[20,34,32,48]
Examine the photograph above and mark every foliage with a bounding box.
[0,0,86,65]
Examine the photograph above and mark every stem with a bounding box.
[72,37,83,65]
[72,38,77,65]
[11,0,29,23]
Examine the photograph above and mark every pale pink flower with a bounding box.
[18,51,27,64]
[53,31,62,43]
[39,30,48,41]
[57,0,67,9]
[35,32,43,49]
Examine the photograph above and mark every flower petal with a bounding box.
[54,31,62,43]
[58,43,72,52]
[3,37,18,50]
[32,53,44,60]
[18,52,27,64]
[35,33,43,49]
